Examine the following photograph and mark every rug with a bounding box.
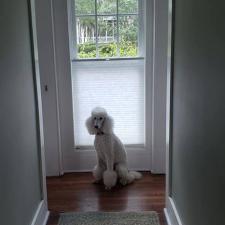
[58,211,160,225]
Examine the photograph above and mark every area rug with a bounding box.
[58,211,160,225]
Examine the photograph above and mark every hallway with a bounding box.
[46,172,166,225]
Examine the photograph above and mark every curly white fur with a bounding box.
[86,107,142,189]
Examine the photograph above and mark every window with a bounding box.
[73,0,142,59]
[69,0,145,147]
[72,60,145,146]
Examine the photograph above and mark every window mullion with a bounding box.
[73,0,141,60]
[76,13,138,17]
[116,0,119,57]
[138,0,141,57]
[95,0,99,58]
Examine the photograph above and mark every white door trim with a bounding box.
[51,0,75,175]
[164,0,183,224]
[150,0,169,174]
[165,0,173,205]
[50,0,64,175]
[30,201,49,225]
[164,198,183,225]
[30,0,49,223]
[53,0,152,173]
[45,0,168,174]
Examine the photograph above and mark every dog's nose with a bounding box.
[94,125,98,129]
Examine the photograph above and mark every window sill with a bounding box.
[74,144,145,151]
[71,57,144,62]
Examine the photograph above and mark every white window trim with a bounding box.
[68,0,147,150]
[42,0,168,173]
[68,0,145,60]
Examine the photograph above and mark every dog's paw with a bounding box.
[103,170,117,189]
[119,178,128,186]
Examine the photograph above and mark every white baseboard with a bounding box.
[31,200,49,225]
[164,197,183,225]
[63,168,151,173]
[164,207,173,225]
[62,147,152,173]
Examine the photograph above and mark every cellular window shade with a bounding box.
[72,59,145,146]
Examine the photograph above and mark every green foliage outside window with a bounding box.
[77,41,137,58]
[75,0,139,59]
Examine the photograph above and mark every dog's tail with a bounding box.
[129,171,142,180]
[124,171,142,185]
[116,165,142,185]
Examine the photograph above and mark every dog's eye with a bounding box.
[94,117,96,120]
[100,117,103,120]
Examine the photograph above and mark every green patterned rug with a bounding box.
[58,211,160,225]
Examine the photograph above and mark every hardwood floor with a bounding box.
[46,172,167,225]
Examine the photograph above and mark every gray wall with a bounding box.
[0,0,42,225]
[171,0,225,225]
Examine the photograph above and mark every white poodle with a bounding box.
[86,107,142,189]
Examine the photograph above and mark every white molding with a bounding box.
[30,1,49,223]
[62,147,151,172]
[164,1,180,225]
[145,0,154,175]
[30,0,48,202]
[165,198,183,225]
[51,0,75,175]
[50,0,64,176]
[164,1,184,225]
[31,201,49,225]
[47,0,169,174]
[138,0,145,57]
[165,0,173,201]
[63,168,151,173]
[150,0,168,174]
[67,0,77,59]
[164,208,173,225]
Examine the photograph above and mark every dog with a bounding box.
[86,107,142,189]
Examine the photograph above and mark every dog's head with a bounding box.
[85,107,114,135]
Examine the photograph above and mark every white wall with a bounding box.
[35,0,62,176]
[35,0,74,176]
[151,0,168,173]
[51,0,75,174]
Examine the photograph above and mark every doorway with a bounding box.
[39,0,168,176]
[35,0,169,224]
[46,172,166,225]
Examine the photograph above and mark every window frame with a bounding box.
[71,58,146,149]
[67,0,147,150]
[69,0,145,61]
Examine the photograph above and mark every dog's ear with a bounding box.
[85,116,96,135]
[102,115,114,134]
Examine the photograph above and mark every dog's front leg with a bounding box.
[103,136,117,189]
[93,156,105,184]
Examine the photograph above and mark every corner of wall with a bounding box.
[31,200,49,225]
[164,197,183,225]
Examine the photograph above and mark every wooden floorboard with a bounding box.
[46,172,167,225]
